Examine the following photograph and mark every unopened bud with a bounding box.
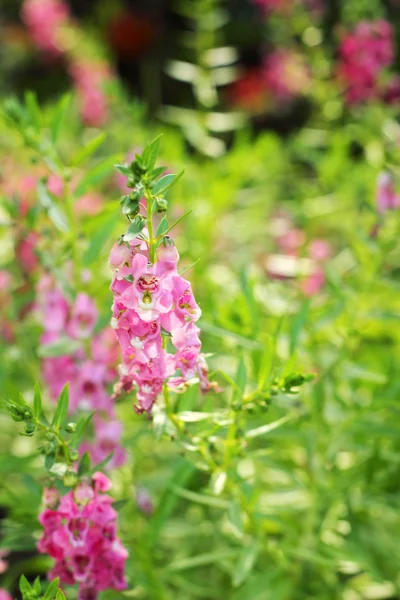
[63,470,79,488]
[69,449,79,462]
[24,422,36,435]
[65,422,76,433]
[155,197,168,213]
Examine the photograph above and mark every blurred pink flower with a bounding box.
[262,50,310,103]
[376,171,400,213]
[21,0,69,56]
[338,20,394,105]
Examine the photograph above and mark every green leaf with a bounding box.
[124,216,146,241]
[148,460,194,546]
[83,212,119,265]
[171,485,229,509]
[78,451,91,477]
[257,335,275,390]
[158,209,192,238]
[74,155,120,198]
[70,412,95,448]
[33,381,42,419]
[24,90,41,131]
[228,499,243,535]
[233,356,246,404]
[289,300,310,356]
[69,132,106,167]
[245,412,297,440]
[179,259,200,276]
[51,94,70,144]
[232,541,260,587]
[114,162,131,176]
[156,216,169,237]
[52,384,69,428]
[113,499,129,511]
[37,181,69,232]
[43,578,60,600]
[90,451,114,473]
[150,165,167,180]
[167,549,237,573]
[141,135,162,170]
[19,575,30,594]
[152,171,184,195]
[56,590,67,600]
[38,337,82,358]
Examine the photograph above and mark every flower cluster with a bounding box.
[69,60,111,127]
[38,473,128,600]
[110,233,215,413]
[338,20,394,105]
[21,0,112,126]
[21,0,69,57]
[262,50,310,104]
[37,276,125,468]
[266,212,331,296]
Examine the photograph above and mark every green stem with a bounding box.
[144,188,156,263]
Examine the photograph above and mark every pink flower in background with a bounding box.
[262,50,310,103]
[376,171,400,213]
[252,0,291,14]
[38,474,128,599]
[21,0,69,56]
[67,293,98,340]
[136,486,154,516]
[267,212,331,296]
[69,61,111,127]
[37,277,119,417]
[338,20,394,105]
[0,590,12,600]
[80,418,126,470]
[110,234,216,414]
[16,231,39,274]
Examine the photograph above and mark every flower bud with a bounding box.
[25,422,36,435]
[5,402,25,422]
[155,197,168,213]
[69,449,79,462]
[65,422,76,433]
[63,470,79,488]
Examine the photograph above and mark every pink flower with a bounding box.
[136,486,154,516]
[0,590,12,600]
[16,231,39,274]
[38,475,127,598]
[21,0,69,56]
[69,60,111,127]
[109,233,215,413]
[337,20,394,105]
[38,279,116,417]
[262,50,310,104]
[67,293,98,340]
[376,171,400,213]
[252,0,290,14]
[80,418,126,470]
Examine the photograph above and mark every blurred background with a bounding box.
[1,1,400,600]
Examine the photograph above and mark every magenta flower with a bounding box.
[337,20,394,105]
[0,590,12,600]
[38,474,128,599]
